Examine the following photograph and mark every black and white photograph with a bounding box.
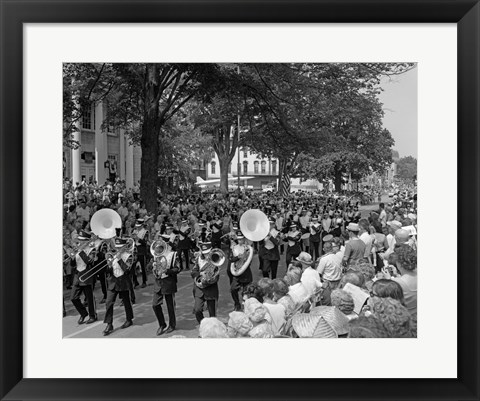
[62,62,418,339]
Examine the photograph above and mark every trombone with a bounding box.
[77,209,122,283]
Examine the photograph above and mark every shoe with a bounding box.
[156,325,167,336]
[77,315,88,324]
[103,324,114,336]
[141,283,146,288]
[165,326,175,334]
[120,320,133,329]
[100,298,106,304]
[86,316,97,324]
[134,283,139,289]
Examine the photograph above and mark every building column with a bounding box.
[71,126,81,185]
[94,102,107,185]
[119,129,126,181]
[125,140,134,189]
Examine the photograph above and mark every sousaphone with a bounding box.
[239,209,270,242]
[90,208,122,239]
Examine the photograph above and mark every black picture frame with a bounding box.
[1,1,479,400]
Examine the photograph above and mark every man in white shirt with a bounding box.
[316,242,342,285]
[358,219,373,262]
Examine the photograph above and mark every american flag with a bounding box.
[281,172,290,197]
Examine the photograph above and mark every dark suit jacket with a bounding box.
[191,257,219,300]
[71,251,94,286]
[260,237,280,261]
[106,259,131,292]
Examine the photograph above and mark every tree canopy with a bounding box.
[63,62,415,213]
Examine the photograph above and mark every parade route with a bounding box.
[63,199,384,338]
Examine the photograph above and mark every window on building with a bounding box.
[243,161,248,175]
[211,161,216,175]
[261,161,266,174]
[243,148,248,158]
[82,103,93,130]
[254,161,259,174]
[272,160,277,175]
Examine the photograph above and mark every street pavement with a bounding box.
[63,198,386,338]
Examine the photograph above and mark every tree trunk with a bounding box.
[219,158,229,194]
[140,65,160,216]
[334,168,343,192]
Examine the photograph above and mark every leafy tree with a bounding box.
[396,156,417,180]
[242,63,413,193]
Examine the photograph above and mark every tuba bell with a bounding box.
[150,239,171,279]
[195,248,225,289]
[207,248,225,266]
[239,209,270,242]
[90,208,122,239]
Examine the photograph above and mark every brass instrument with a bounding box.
[194,248,225,288]
[106,238,136,278]
[239,209,270,242]
[150,239,174,279]
[78,209,123,282]
[230,244,253,277]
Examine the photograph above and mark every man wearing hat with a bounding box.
[210,214,224,250]
[296,252,322,298]
[259,217,281,279]
[228,231,253,311]
[132,218,149,288]
[191,242,219,323]
[342,223,366,267]
[103,237,135,336]
[70,230,97,325]
[284,222,302,266]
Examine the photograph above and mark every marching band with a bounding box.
[64,206,357,336]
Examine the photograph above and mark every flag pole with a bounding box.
[237,65,241,193]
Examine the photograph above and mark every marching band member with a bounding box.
[70,230,97,325]
[92,241,108,304]
[191,242,220,323]
[103,237,135,336]
[152,233,179,336]
[175,218,191,271]
[228,231,253,311]
[259,217,281,279]
[309,215,322,261]
[283,223,302,266]
[132,218,149,288]
[210,214,224,250]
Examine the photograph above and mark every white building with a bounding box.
[206,148,279,189]
[63,102,141,188]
